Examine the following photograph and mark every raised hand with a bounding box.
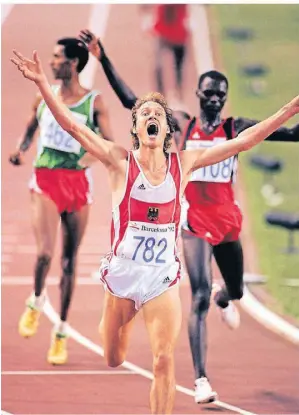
[11,50,46,84]
[79,29,102,59]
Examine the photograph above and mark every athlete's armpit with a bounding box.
[172,110,192,150]
[93,94,113,142]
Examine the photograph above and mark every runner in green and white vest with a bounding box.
[9,37,113,366]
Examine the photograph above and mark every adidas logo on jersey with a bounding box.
[138,184,146,190]
[163,276,171,284]
[192,132,200,139]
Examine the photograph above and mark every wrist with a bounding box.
[281,102,298,117]
[18,145,27,153]
[97,40,106,62]
[35,76,47,88]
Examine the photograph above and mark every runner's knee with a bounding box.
[36,253,52,268]
[59,256,77,296]
[105,351,125,368]
[191,289,211,316]
[153,351,174,377]
[61,254,77,276]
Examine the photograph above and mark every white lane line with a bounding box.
[1,254,13,263]
[76,255,102,264]
[241,286,299,345]
[2,245,16,254]
[1,4,14,24]
[1,276,99,286]
[13,245,106,255]
[1,275,190,287]
[188,4,299,346]
[2,370,134,376]
[79,3,111,90]
[1,265,8,274]
[188,4,215,73]
[43,297,256,415]
[2,235,18,244]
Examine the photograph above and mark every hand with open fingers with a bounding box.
[11,50,46,84]
[79,29,102,59]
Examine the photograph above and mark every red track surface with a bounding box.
[2,5,299,415]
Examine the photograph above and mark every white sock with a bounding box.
[35,295,45,309]
[55,321,68,336]
[28,293,45,310]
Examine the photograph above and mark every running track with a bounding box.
[2,5,299,415]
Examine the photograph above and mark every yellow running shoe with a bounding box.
[18,307,40,338]
[47,333,68,365]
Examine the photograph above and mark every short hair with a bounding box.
[131,92,175,154]
[198,70,229,89]
[57,38,89,73]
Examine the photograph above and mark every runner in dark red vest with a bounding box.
[78,30,299,404]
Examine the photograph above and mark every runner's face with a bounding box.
[197,77,227,115]
[135,101,168,150]
[49,45,72,80]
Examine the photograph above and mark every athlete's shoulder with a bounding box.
[35,91,46,117]
[93,93,108,113]
[89,88,101,95]
[222,116,236,139]
[172,110,192,134]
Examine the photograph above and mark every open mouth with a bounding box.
[147,122,159,138]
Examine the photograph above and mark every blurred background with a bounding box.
[2,3,299,415]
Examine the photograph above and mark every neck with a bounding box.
[136,146,166,169]
[200,109,222,132]
[60,74,81,96]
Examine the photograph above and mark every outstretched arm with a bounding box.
[11,50,127,168]
[79,30,138,110]
[234,117,299,142]
[181,96,299,174]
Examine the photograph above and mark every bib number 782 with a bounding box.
[132,236,167,264]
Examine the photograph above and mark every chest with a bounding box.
[138,165,168,187]
[186,123,228,148]
[130,172,177,205]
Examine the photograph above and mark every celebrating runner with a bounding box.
[11,47,299,414]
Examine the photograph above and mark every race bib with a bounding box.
[41,110,87,154]
[122,221,176,266]
[186,139,234,183]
